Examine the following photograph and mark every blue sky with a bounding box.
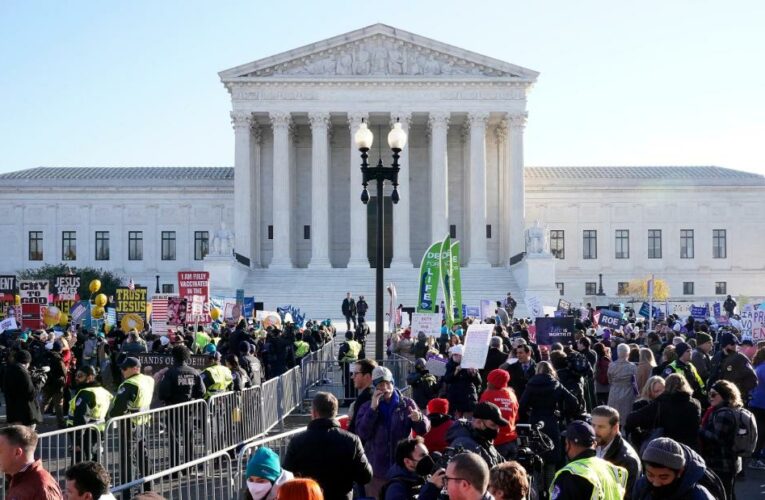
[1,1,763,174]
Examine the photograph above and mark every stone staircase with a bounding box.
[237,266,526,321]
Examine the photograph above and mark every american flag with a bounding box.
[127,278,135,291]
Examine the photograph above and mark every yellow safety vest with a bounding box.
[195,332,211,350]
[119,373,155,425]
[340,340,361,363]
[551,456,628,500]
[294,340,310,358]
[668,361,706,392]
[203,364,233,399]
[66,386,114,431]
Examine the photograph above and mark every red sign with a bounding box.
[21,303,42,329]
[177,272,211,324]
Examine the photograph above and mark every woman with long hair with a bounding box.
[701,380,744,499]
[626,376,666,449]
[275,478,324,500]
[593,343,611,405]
[636,348,656,392]
[750,347,765,469]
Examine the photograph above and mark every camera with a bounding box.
[29,365,50,389]
[424,445,466,475]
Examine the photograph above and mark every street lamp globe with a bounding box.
[387,120,407,150]
[354,120,374,150]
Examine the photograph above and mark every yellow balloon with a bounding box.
[89,279,101,294]
[43,307,61,327]
[210,307,221,321]
[58,313,69,327]
[14,294,21,305]
[91,306,105,319]
[94,293,108,307]
[146,303,153,318]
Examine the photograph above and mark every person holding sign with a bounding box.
[444,344,482,418]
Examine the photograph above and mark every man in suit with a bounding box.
[342,292,357,331]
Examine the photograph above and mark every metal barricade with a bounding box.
[383,356,415,390]
[207,391,244,453]
[103,399,208,488]
[35,423,103,491]
[279,366,301,419]
[240,385,264,442]
[111,449,236,500]
[261,377,280,433]
[235,427,305,490]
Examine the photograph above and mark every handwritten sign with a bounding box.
[460,323,493,370]
[411,312,441,337]
[525,295,544,319]
[19,280,49,305]
[751,309,765,342]
[425,354,448,377]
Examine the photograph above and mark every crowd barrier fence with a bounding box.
[235,427,306,491]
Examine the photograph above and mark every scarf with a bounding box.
[379,390,400,424]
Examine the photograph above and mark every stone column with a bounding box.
[347,113,369,268]
[250,125,263,267]
[308,112,331,268]
[390,112,413,268]
[497,120,511,266]
[231,111,254,266]
[508,113,527,259]
[269,111,293,268]
[429,112,450,243]
[468,111,490,268]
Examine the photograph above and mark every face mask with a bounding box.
[415,454,436,477]
[476,426,499,441]
[247,481,272,500]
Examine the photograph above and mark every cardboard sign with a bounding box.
[136,353,208,372]
[425,354,448,377]
[411,312,441,337]
[167,297,187,326]
[534,317,575,345]
[21,303,42,329]
[557,299,571,312]
[178,272,211,324]
[751,309,765,342]
[740,309,753,338]
[479,299,495,322]
[460,323,493,370]
[19,280,49,305]
[0,275,17,302]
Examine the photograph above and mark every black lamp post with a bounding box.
[355,118,408,360]
[155,275,160,294]
[597,273,606,296]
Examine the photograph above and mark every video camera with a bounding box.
[515,421,555,455]
[419,445,466,476]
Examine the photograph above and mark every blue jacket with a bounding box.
[750,363,765,410]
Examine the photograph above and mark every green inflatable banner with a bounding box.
[417,241,443,313]
[440,236,453,326]
[451,240,463,324]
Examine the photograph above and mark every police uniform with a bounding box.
[663,359,706,401]
[201,363,233,400]
[158,360,206,466]
[339,338,361,400]
[294,338,310,361]
[549,449,627,500]
[67,381,113,462]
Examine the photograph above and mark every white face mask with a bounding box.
[247,481,272,500]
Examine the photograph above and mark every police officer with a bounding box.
[549,420,628,500]
[200,351,233,400]
[108,357,155,499]
[67,366,113,462]
[338,330,361,402]
[293,331,310,364]
[158,345,206,467]
[662,342,706,403]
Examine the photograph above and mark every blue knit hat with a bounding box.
[246,447,281,483]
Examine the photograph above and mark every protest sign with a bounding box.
[167,297,187,326]
[0,276,17,302]
[751,309,765,342]
[439,236,454,326]
[425,354,448,377]
[150,294,175,335]
[525,295,544,319]
[243,297,255,319]
[480,299,495,322]
[21,303,42,329]
[690,305,708,320]
[598,309,623,328]
[557,299,571,312]
[465,306,480,318]
[713,302,721,318]
[136,353,208,373]
[460,323,493,370]
[178,272,211,324]
[411,312,441,337]
[450,241,463,323]
[534,317,575,345]
[19,280,49,305]
[115,287,147,320]
[740,309,753,338]
[0,316,17,332]
[417,241,442,313]
[52,275,80,301]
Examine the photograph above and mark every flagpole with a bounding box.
[648,274,654,332]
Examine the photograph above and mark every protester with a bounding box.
[65,461,116,500]
[419,451,492,500]
[283,392,372,500]
[635,348,656,397]
[548,420,627,500]
[625,373,701,451]
[607,344,638,424]
[3,350,43,427]
[505,344,536,399]
[239,342,263,387]
[0,425,62,499]
[356,296,368,325]
[479,369,519,458]
[244,446,293,500]
[382,437,429,500]
[483,337,508,380]
[275,478,324,500]
[488,461,529,500]
[421,398,455,453]
[347,358,377,434]
[593,343,611,405]
[700,380,745,499]
[632,437,717,499]
[750,346,765,469]
[354,366,430,497]
[723,295,737,317]
[691,333,714,383]
[41,340,68,428]
[446,401,507,468]
[709,332,758,398]
[226,354,252,391]
[626,376,665,449]
[591,405,641,499]
[407,358,439,410]
[444,344,482,418]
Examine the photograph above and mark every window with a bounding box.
[303,225,311,240]
[161,231,176,260]
[583,230,597,259]
[128,231,143,261]
[95,231,110,261]
[486,224,492,239]
[550,230,565,259]
[648,229,662,259]
[449,225,457,239]
[556,282,565,296]
[62,231,76,261]
[162,284,175,293]
[585,282,597,295]
[615,230,629,259]
[28,231,43,261]
[194,231,209,260]
[683,282,694,295]
[715,281,727,295]
[268,225,273,240]
[680,229,694,259]
[617,282,629,295]
[713,229,727,259]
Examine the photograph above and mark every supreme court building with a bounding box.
[1,24,764,316]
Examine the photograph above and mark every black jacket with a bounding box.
[445,420,505,468]
[356,299,369,317]
[481,347,508,382]
[624,391,701,451]
[342,298,356,317]
[238,353,263,386]
[283,418,372,500]
[504,359,536,399]
[443,360,481,413]
[158,363,206,404]
[557,367,586,412]
[708,350,757,396]
[3,363,42,425]
[602,432,641,500]
[263,333,295,379]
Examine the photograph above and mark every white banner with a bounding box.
[525,295,544,319]
[0,316,17,332]
[460,323,493,370]
[411,312,441,337]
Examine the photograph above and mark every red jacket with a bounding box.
[480,387,519,445]
[6,459,62,500]
[421,415,455,453]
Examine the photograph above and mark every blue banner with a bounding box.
[599,309,623,328]
[535,317,575,345]
[243,297,254,318]
[465,306,480,318]
[690,305,708,319]
[713,302,721,318]
[639,302,650,318]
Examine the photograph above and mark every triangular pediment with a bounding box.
[219,23,538,81]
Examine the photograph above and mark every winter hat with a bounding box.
[449,344,464,356]
[415,358,427,370]
[246,447,282,483]
[427,398,449,415]
[52,340,63,352]
[674,342,690,359]
[487,368,510,388]
[672,336,685,346]
[696,332,713,346]
[641,437,686,471]
[371,366,394,386]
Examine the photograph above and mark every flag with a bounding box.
[128,278,135,291]
[417,241,443,313]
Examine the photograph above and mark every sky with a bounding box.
[1,1,764,175]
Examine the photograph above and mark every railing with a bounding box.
[235,427,306,491]
[384,354,415,390]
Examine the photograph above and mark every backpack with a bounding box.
[698,467,727,500]
[568,352,590,376]
[721,406,758,457]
